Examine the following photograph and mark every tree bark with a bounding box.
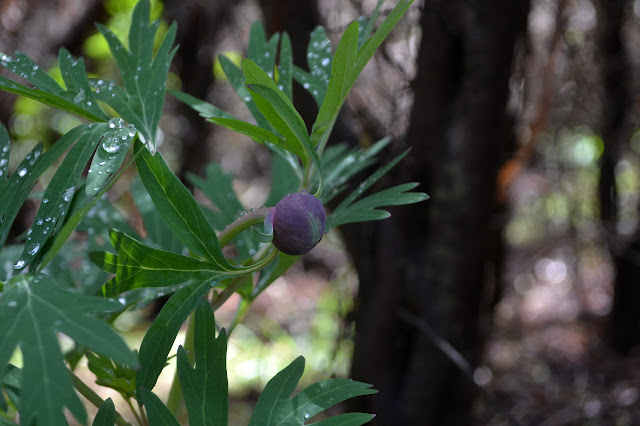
[345,1,529,424]
[594,0,638,355]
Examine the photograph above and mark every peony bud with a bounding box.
[265,191,326,255]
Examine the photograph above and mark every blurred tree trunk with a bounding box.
[163,0,232,183]
[595,0,638,354]
[344,1,529,424]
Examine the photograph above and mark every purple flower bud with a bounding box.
[265,191,326,255]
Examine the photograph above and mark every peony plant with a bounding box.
[0,1,426,424]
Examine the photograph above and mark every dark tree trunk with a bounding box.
[163,0,232,183]
[344,1,529,424]
[595,0,638,354]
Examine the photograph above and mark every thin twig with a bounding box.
[396,308,523,426]
[69,370,132,426]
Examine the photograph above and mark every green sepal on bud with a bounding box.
[265,191,326,255]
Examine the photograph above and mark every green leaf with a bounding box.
[187,164,244,229]
[265,153,301,207]
[92,398,116,426]
[177,300,228,426]
[0,51,109,122]
[310,21,358,149]
[249,357,377,426]
[95,0,177,152]
[15,123,109,273]
[277,33,294,101]
[326,150,428,230]
[86,120,137,198]
[309,413,375,426]
[140,389,180,426]
[218,55,271,129]
[248,21,279,76]
[1,364,21,410]
[168,89,300,175]
[310,0,413,149]
[0,418,17,426]
[130,178,183,254]
[86,352,136,399]
[137,279,215,400]
[0,123,9,181]
[243,60,309,161]
[187,164,259,260]
[0,273,136,426]
[276,379,377,425]
[319,138,390,205]
[355,0,413,80]
[356,0,383,50]
[91,230,228,297]
[249,356,305,426]
[292,26,333,107]
[135,141,238,271]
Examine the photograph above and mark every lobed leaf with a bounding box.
[130,178,183,254]
[92,398,116,426]
[14,124,109,273]
[135,141,238,270]
[136,280,216,400]
[249,356,377,426]
[91,230,228,297]
[277,33,294,101]
[248,21,280,77]
[0,51,109,122]
[140,389,180,426]
[86,352,136,399]
[95,0,177,152]
[0,273,136,426]
[292,26,333,107]
[187,163,259,259]
[310,0,414,150]
[319,137,391,205]
[326,150,428,230]
[177,300,228,426]
[249,356,305,426]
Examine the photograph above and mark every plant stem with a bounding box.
[165,210,279,418]
[125,398,144,426]
[217,207,272,247]
[69,370,132,426]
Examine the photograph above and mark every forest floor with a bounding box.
[476,244,640,426]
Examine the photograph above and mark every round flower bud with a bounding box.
[265,191,326,255]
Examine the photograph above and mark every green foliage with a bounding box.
[0,0,424,424]
[176,300,228,426]
[0,274,136,425]
[92,398,116,426]
[249,356,377,426]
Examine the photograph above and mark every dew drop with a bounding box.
[62,186,75,202]
[7,300,17,308]
[14,259,25,269]
[17,168,27,177]
[126,124,136,137]
[108,117,124,129]
[27,243,40,255]
[321,57,330,67]
[102,137,122,153]
[303,83,310,89]
[42,198,48,204]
